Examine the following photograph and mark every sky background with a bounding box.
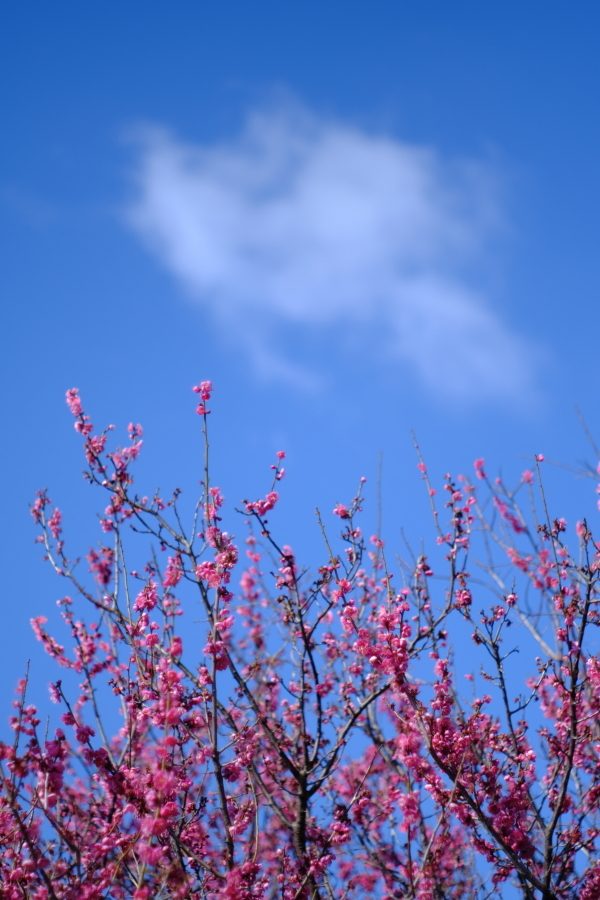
[2,2,600,734]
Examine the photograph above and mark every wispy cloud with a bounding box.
[125,102,538,402]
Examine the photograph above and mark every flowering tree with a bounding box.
[1,384,600,899]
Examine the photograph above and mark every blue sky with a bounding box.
[2,1,600,716]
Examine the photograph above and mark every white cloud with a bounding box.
[125,103,538,402]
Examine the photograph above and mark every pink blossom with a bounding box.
[245,491,279,516]
[65,388,83,417]
[170,636,183,656]
[75,724,95,744]
[193,380,213,400]
[48,508,62,540]
[163,554,183,588]
[87,547,114,586]
[48,683,61,704]
[134,581,159,611]
[455,589,472,608]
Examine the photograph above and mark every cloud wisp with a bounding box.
[125,104,538,402]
